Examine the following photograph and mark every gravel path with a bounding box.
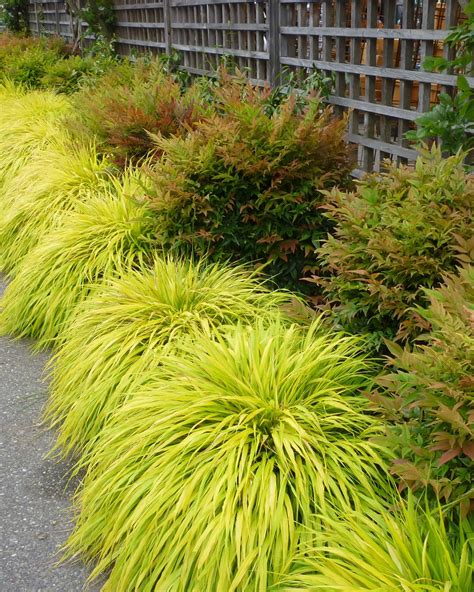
[0,279,99,592]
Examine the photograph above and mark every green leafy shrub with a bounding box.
[66,319,389,591]
[79,0,116,40]
[147,77,352,293]
[68,59,207,163]
[0,34,71,88]
[0,32,109,92]
[284,493,473,591]
[39,54,100,94]
[370,267,474,511]
[407,0,474,159]
[0,171,157,348]
[317,148,474,349]
[0,137,113,276]
[407,88,474,159]
[1,44,59,88]
[46,258,292,458]
[0,0,29,33]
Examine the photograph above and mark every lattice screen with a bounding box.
[26,0,471,173]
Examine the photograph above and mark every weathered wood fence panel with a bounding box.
[26,0,472,173]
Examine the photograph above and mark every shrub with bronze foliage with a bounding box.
[147,78,352,292]
[69,59,207,164]
[370,267,474,512]
[317,148,474,349]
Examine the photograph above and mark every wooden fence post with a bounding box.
[55,1,61,35]
[163,0,172,56]
[268,0,281,86]
[33,0,40,35]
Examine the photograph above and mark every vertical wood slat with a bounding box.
[380,0,396,160]
[322,0,334,67]
[363,0,378,172]
[268,0,281,86]
[334,0,346,117]
[349,0,361,138]
[442,0,459,92]
[418,0,437,113]
[397,0,416,162]
[163,0,171,55]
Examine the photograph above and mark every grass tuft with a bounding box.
[46,257,293,458]
[66,319,390,591]
[284,493,473,591]
[0,137,114,275]
[0,170,157,348]
[0,82,71,191]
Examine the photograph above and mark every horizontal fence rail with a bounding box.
[26,0,472,173]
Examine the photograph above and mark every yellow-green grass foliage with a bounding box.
[0,83,71,191]
[66,319,390,591]
[0,171,157,348]
[46,257,293,458]
[284,494,473,591]
[0,137,113,276]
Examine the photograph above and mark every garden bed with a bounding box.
[0,32,472,591]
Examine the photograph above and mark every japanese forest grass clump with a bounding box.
[317,148,474,349]
[284,493,473,591]
[0,137,114,276]
[147,77,353,293]
[66,319,390,591]
[46,258,293,459]
[370,266,474,512]
[0,82,71,190]
[0,171,157,348]
[68,59,208,164]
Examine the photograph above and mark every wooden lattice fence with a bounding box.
[27,0,474,173]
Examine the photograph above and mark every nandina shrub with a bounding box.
[68,59,207,163]
[284,493,473,591]
[317,148,474,348]
[66,319,390,591]
[370,267,474,512]
[147,78,353,293]
[0,171,157,348]
[46,257,293,458]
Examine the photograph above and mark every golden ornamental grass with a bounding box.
[66,319,391,591]
[46,256,293,459]
[0,170,157,348]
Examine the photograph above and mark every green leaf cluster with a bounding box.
[370,267,474,510]
[0,0,29,33]
[147,76,353,293]
[0,137,113,275]
[0,170,158,347]
[0,32,114,92]
[318,148,474,350]
[284,493,473,591]
[407,1,474,159]
[0,81,71,191]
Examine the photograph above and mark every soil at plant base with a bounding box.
[0,277,101,591]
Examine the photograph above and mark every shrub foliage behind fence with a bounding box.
[27,0,473,173]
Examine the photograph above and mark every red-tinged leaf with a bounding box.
[438,447,462,465]
[279,239,299,254]
[462,441,474,461]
